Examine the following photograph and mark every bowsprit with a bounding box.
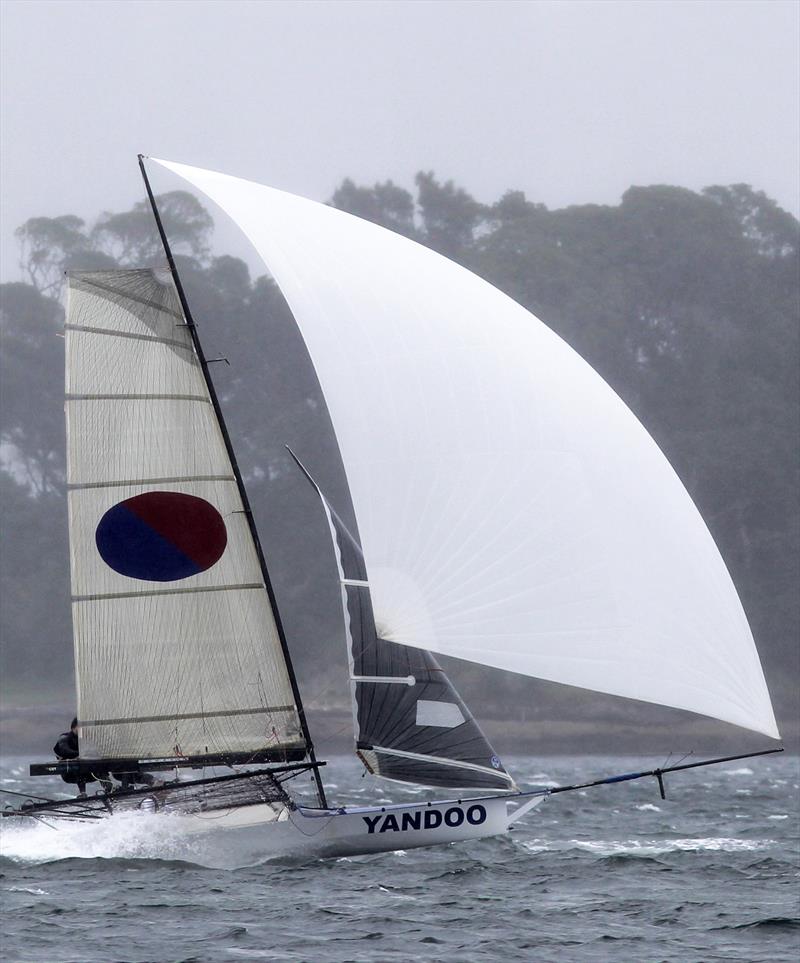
[362,803,487,834]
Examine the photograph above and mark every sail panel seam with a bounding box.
[65,323,190,347]
[81,706,296,726]
[66,393,209,402]
[68,277,185,319]
[72,582,263,602]
[68,474,236,491]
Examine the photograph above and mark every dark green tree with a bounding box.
[704,183,800,258]
[3,176,798,739]
[331,179,417,238]
[92,191,212,266]
[414,170,485,260]
[14,215,96,296]
[0,282,65,494]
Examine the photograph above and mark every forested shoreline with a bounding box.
[2,174,798,750]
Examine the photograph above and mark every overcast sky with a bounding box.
[1,0,798,281]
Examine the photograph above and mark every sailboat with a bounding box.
[2,157,781,863]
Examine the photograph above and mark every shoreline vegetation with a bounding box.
[2,175,797,757]
[2,702,795,758]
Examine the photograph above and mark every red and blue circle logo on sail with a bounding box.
[95,492,227,581]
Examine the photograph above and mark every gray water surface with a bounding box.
[2,754,798,962]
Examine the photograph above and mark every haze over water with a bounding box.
[2,1,798,281]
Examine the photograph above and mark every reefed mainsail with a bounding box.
[65,269,305,760]
[153,159,779,740]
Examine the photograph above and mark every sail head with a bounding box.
[65,269,306,760]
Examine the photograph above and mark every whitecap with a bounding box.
[724,767,754,776]
[7,886,49,895]
[519,839,550,853]
[378,884,416,900]
[767,814,789,820]
[568,836,774,856]
[636,803,661,812]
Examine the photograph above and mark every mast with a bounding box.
[137,155,327,808]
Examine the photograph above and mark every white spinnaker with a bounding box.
[153,159,780,739]
[65,270,304,759]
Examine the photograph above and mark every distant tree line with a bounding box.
[1,175,797,728]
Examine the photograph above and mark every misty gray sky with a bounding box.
[1,0,798,281]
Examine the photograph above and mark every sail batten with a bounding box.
[65,269,306,760]
[154,159,779,741]
[72,582,264,602]
[69,474,237,491]
[65,323,192,347]
[67,393,211,402]
[80,706,296,726]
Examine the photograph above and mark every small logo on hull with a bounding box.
[362,804,487,834]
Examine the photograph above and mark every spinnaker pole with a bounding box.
[545,747,784,800]
[136,154,327,809]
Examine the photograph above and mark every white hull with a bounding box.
[289,794,520,860]
[46,793,544,868]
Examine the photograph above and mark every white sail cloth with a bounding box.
[65,270,304,759]
[153,159,779,739]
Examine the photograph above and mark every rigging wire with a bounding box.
[0,787,64,803]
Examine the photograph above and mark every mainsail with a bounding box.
[65,269,306,761]
[151,159,779,741]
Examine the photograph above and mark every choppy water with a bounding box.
[1,754,798,962]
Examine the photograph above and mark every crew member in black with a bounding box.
[53,718,112,797]
[53,717,89,796]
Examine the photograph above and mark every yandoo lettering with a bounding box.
[362,804,487,834]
